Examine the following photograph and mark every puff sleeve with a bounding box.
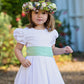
[51,29,59,45]
[13,28,26,45]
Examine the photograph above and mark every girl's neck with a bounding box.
[34,24,45,30]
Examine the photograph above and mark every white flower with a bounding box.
[28,2,34,9]
[33,7,36,11]
[40,6,43,10]
[23,4,26,7]
[26,2,28,6]
[51,3,57,8]
[28,2,32,5]
[35,2,40,6]
[29,6,34,9]
[42,2,46,7]
[22,1,57,13]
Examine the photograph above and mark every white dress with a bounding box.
[13,27,65,84]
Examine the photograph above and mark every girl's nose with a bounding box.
[38,13,42,17]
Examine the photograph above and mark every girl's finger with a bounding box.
[26,62,31,67]
[25,62,31,67]
[25,64,29,67]
[66,46,73,53]
[23,64,27,67]
[70,50,73,53]
[68,47,73,53]
[23,62,29,67]
[27,59,31,65]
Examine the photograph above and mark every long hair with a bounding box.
[26,0,56,32]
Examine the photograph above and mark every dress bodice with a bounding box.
[13,27,59,47]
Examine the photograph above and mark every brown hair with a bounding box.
[26,0,56,32]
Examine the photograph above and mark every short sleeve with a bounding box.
[13,28,26,45]
[51,29,59,45]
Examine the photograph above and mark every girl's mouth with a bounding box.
[37,19,42,21]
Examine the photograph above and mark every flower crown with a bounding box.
[22,0,57,14]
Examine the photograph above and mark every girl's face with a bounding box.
[31,10,48,26]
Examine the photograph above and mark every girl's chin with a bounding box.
[35,23,44,25]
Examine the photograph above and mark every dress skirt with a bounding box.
[14,56,65,84]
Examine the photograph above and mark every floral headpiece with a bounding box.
[22,0,57,14]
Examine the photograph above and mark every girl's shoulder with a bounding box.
[13,27,29,33]
[13,27,29,38]
[13,27,29,45]
[52,29,58,32]
[52,29,59,39]
[51,29,58,34]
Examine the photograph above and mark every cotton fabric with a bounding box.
[13,27,65,84]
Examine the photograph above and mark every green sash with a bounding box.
[26,46,53,57]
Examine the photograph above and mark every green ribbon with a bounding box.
[26,46,53,57]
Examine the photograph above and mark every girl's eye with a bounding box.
[42,12,46,14]
[34,11,47,14]
[35,12,38,14]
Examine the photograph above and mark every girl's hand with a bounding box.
[21,59,31,68]
[64,46,73,53]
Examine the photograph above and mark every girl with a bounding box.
[13,0,73,84]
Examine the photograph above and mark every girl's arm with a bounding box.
[14,43,31,67]
[52,44,73,55]
[14,43,25,63]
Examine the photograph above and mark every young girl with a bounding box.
[13,0,73,84]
